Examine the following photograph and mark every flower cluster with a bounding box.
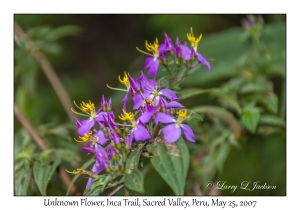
[68,28,210,190]
[136,27,210,77]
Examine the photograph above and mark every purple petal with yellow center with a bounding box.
[145,57,160,77]
[94,130,109,145]
[181,124,195,142]
[155,112,176,125]
[162,123,181,143]
[133,124,151,141]
[78,119,94,136]
[160,88,178,100]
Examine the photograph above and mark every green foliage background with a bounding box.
[14,14,286,196]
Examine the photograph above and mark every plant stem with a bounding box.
[14,104,80,195]
[108,184,124,196]
[14,21,75,120]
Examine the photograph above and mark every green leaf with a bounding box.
[43,25,82,42]
[179,88,241,115]
[124,169,144,193]
[33,151,61,195]
[239,83,270,95]
[56,149,81,166]
[147,137,189,195]
[125,142,146,170]
[242,107,261,133]
[259,114,286,128]
[15,165,32,195]
[192,106,242,138]
[84,174,112,196]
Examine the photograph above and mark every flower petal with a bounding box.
[160,88,179,100]
[138,109,156,124]
[95,144,109,161]
[86,178,94,189]
[94,130,109,145]
[133,94,144,110]
[92,161,105,174]
[196,53,211,71]
[145,57,160,77]
[166,101,184,108]
[133,124,151,141]
[162,124,181,143]
[95,112,106,122]
[181,124,195,142]
[78,119,94,136]
[180,44,191,60]
[155,112,176,125]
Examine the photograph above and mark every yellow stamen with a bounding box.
[145,37,159,54]
[79,131,93,142]
[186,27,202,49]
[73,100,96,115]
[118,72,130,90]
[146,99,156,106]
[118,109,135,121]
[176,109,192,126]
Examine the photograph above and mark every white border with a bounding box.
[3,1,295,210]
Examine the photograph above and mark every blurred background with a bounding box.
[14,14,286,196]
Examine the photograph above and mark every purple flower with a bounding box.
[155,110,195,143]
[118,109,151,141]
[137,37,168,77]
[86,161,105,189]
[132,73,179,110]
[73,100,106,136]
[86,145,109,189]
[128,74,141,94]
[159,32,174,53]
[180,28,210,71]
[138,98,184,124]
[77,130,109,150]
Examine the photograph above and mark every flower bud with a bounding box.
[116,128,122,135]
[160,53,168,66]
[142,152,150,158]
[112,132,120,145]
[171,108,175,115]
[108,145,117,160]
[124,128,130,134]
[125,135,133,151]
[107,98,112,112]
[124,168,131,175]
[191,47,196,61]
[82,147,93,154]
[101,95,108,112]
[128,75,141,93]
